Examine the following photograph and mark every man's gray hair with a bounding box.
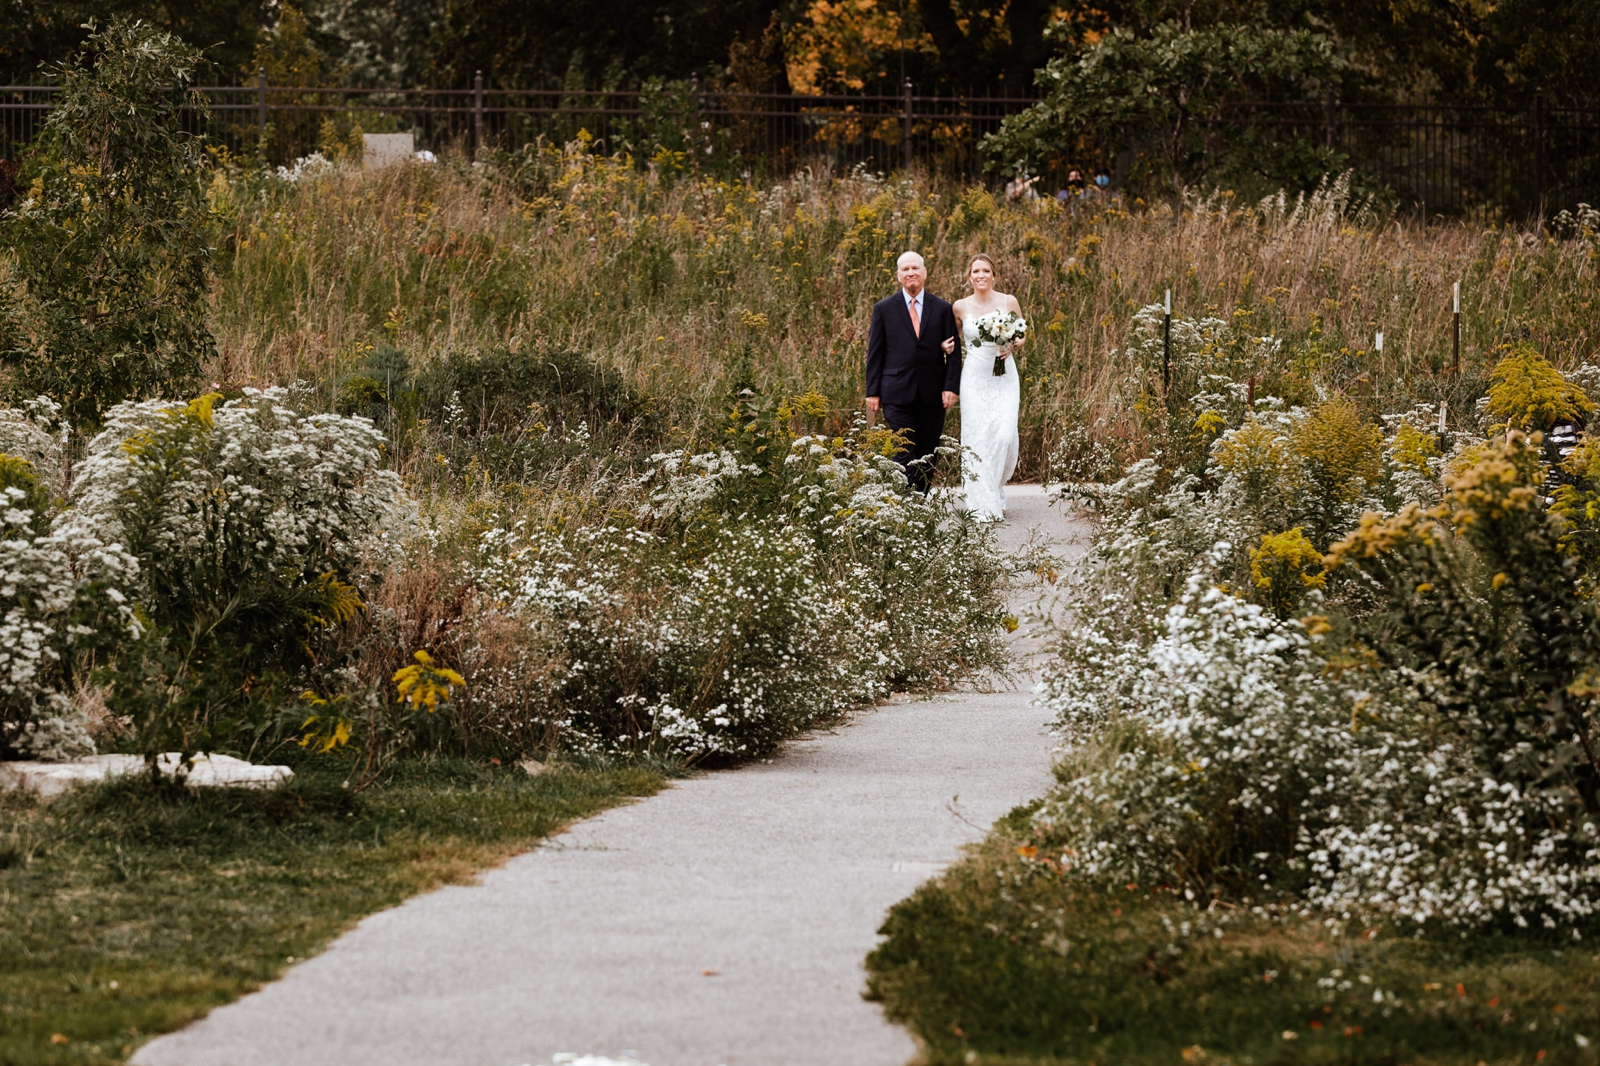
[896,250,926,270]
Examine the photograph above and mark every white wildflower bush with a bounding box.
[1037,563,1362,894]
[0,410,141,759]
[67,388,411,759]
[1036,359,1600,933]
[470,421,1009,759]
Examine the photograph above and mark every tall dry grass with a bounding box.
[206,146,1600,477]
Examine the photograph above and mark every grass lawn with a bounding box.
[0,755,666,1065]
[865,809,1600,1066]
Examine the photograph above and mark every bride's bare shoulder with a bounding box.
[1000,292,1022,313]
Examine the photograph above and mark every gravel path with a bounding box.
[133,486,1088,1066]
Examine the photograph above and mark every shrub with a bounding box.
[0,401,139,759]
[1315,431,1600,928]
[1247,527,1324,618]
[1487,343,1594,431]
[1,20,215,424]
[465,422,1009,760]
[1038,574,1355,897]
[1037,429,1600,932]
[416,347,653,436]
[69,388,411,764]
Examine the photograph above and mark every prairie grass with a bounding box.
[206,150,1600,476]
[0,756,666,1065]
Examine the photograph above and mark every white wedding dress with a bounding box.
[959,314,1020,520]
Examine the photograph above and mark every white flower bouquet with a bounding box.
[974,309,1027,376]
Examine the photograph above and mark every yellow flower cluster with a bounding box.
[1487,343,1593,430]
[393,649,465,713]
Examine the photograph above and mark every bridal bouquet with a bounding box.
[974,310,1027,376]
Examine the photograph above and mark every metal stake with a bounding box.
[1162,288,1172,397]
[256,69,267,146]
[1451,280,1461,375]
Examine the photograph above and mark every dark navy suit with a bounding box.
[865,289,962,491]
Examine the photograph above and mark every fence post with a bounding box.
[474,70,484,154]
[1533,89,1545,220]
[1323,91,1334,151]
[256,69,267,146]
[902,79,913,171]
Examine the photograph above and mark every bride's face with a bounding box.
[968,262,994,293]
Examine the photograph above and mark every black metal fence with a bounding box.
[1213,98,1600,220]
[0,79,1034,180]
[2,79,1597,217]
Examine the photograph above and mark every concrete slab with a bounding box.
[0,753,292,800]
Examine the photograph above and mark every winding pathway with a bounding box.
[133,486,1087,1066]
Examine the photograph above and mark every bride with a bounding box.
[952,254,1023,521]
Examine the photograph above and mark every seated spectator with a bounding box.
[1005,172,1041,202]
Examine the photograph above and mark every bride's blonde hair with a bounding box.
[967,253,996,277]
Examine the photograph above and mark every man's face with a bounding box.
[898,259,927,295]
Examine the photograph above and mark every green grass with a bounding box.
[0,755,666,1065]
[865,810,1600,1066]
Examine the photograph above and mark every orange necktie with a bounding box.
[909,297,921,337]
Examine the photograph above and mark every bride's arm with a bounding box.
[944,299,964,355]
[1006,294,1025,352]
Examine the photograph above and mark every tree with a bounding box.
[0,0,268,83]
[1,19,215,425]
[428,0,785,89]
[985,21,1345,192]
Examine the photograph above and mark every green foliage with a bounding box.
[1487,343,1594,431]
[246,4,340,162]
[987,22,1346,193]
[465,402,1010,762]
[1554,435,1600,585]
[1,19,215,425]
[417,347,653,438]
[1289,398,1385,547]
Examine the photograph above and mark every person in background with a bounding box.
[1004,172,1040,203]
[1057,169,1086,214]
[1088,169,1112,203]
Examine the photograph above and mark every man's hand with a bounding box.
[865,396,881,413]
[942,391,958,409]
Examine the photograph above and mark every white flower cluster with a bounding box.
[272,152,336,183]
[70,388,412,589]
[0,395,68,475]
[973,309,1028,348]
[0,401,140,760]
[1039,461,1600,931]
[475,515,869,759]
[474,429,1007,757]
[0,389,414,761]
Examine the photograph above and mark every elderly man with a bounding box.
[864,251,963,493]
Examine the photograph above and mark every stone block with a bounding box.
[363,132,415,171]
[0,753,292,800]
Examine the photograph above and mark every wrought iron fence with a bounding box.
[2,79,1597,218]
[0,79,1034,180]
[1212,98,1600,220]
